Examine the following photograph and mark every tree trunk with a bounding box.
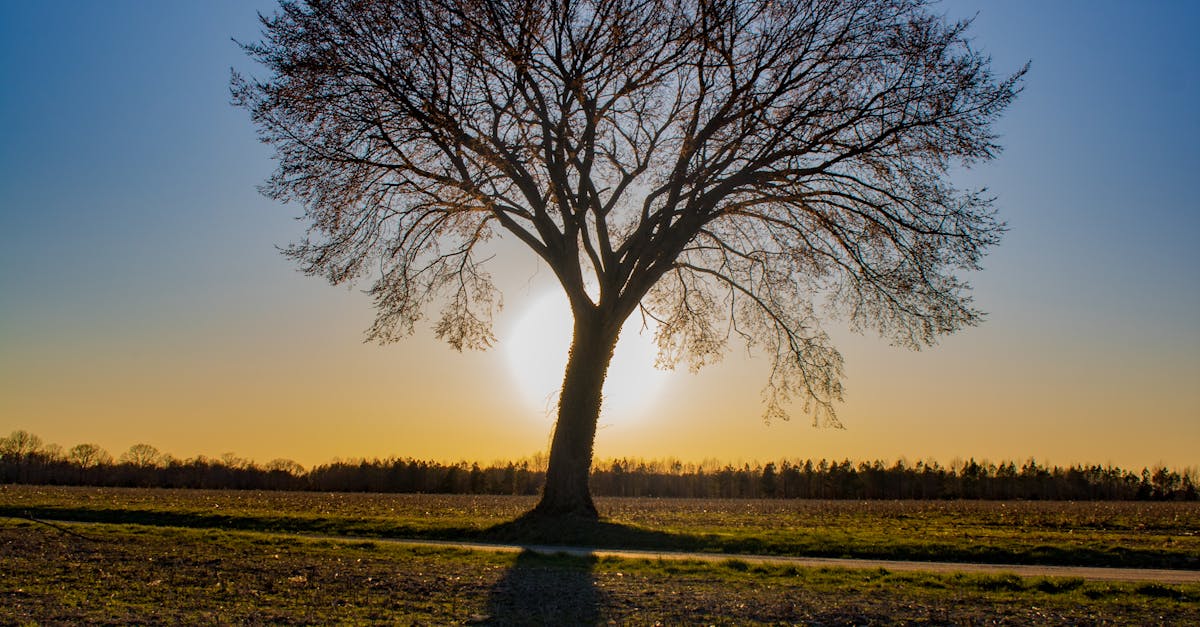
[532,311,620,519]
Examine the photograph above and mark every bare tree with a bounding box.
[68,443,114,468]
[120,443,162,468]
[266,458,307,475]
[0,430,43,462]
[41,443,65,462]
[235,0,1023,518]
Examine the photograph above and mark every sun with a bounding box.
[503,291,667,423]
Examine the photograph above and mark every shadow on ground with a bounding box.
[477,511,689,550]
[480,550,602,626]
[0,506,697,551]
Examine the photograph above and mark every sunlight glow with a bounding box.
[503,291,667,424]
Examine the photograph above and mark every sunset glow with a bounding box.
[503,291,667,425]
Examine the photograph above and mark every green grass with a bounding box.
[3,485,1198,569]
[2,519,1197,625]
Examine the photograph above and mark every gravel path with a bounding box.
[375,537,1200,584]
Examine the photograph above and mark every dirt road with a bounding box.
[378,537,1200,585]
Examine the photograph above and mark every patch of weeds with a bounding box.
[723,559,750,572]
[1136,583,1185,600]
[637,559,708,579]
[883,572,948,590]
[973,573,1026,592]
[543,551,598,570]
[1036,577,1084,594]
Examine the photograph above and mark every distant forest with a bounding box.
[1,430,1195,501]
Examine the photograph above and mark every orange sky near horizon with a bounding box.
[4,236,1197,471]
[1,1,1197,472]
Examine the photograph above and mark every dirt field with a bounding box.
[4,520,1199,625]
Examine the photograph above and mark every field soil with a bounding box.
[3,520,1198,625]
[2,487,1198,624]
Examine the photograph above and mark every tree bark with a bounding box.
[532,311,620,519]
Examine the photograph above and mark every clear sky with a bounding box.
[1,1,1197,470]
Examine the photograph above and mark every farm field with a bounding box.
[2,486,1199,623]
[2,485,1198,569]
[2,517,1198,624]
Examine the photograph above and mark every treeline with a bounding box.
[593,458,1198,501]
[1,430,1196,501]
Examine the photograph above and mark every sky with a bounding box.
[1,1,1197,470]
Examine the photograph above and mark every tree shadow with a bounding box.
[477,511,700,552]
[481,550,602,626]
[474,514,697,625]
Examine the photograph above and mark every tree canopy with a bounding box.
[235,0,1024,517]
